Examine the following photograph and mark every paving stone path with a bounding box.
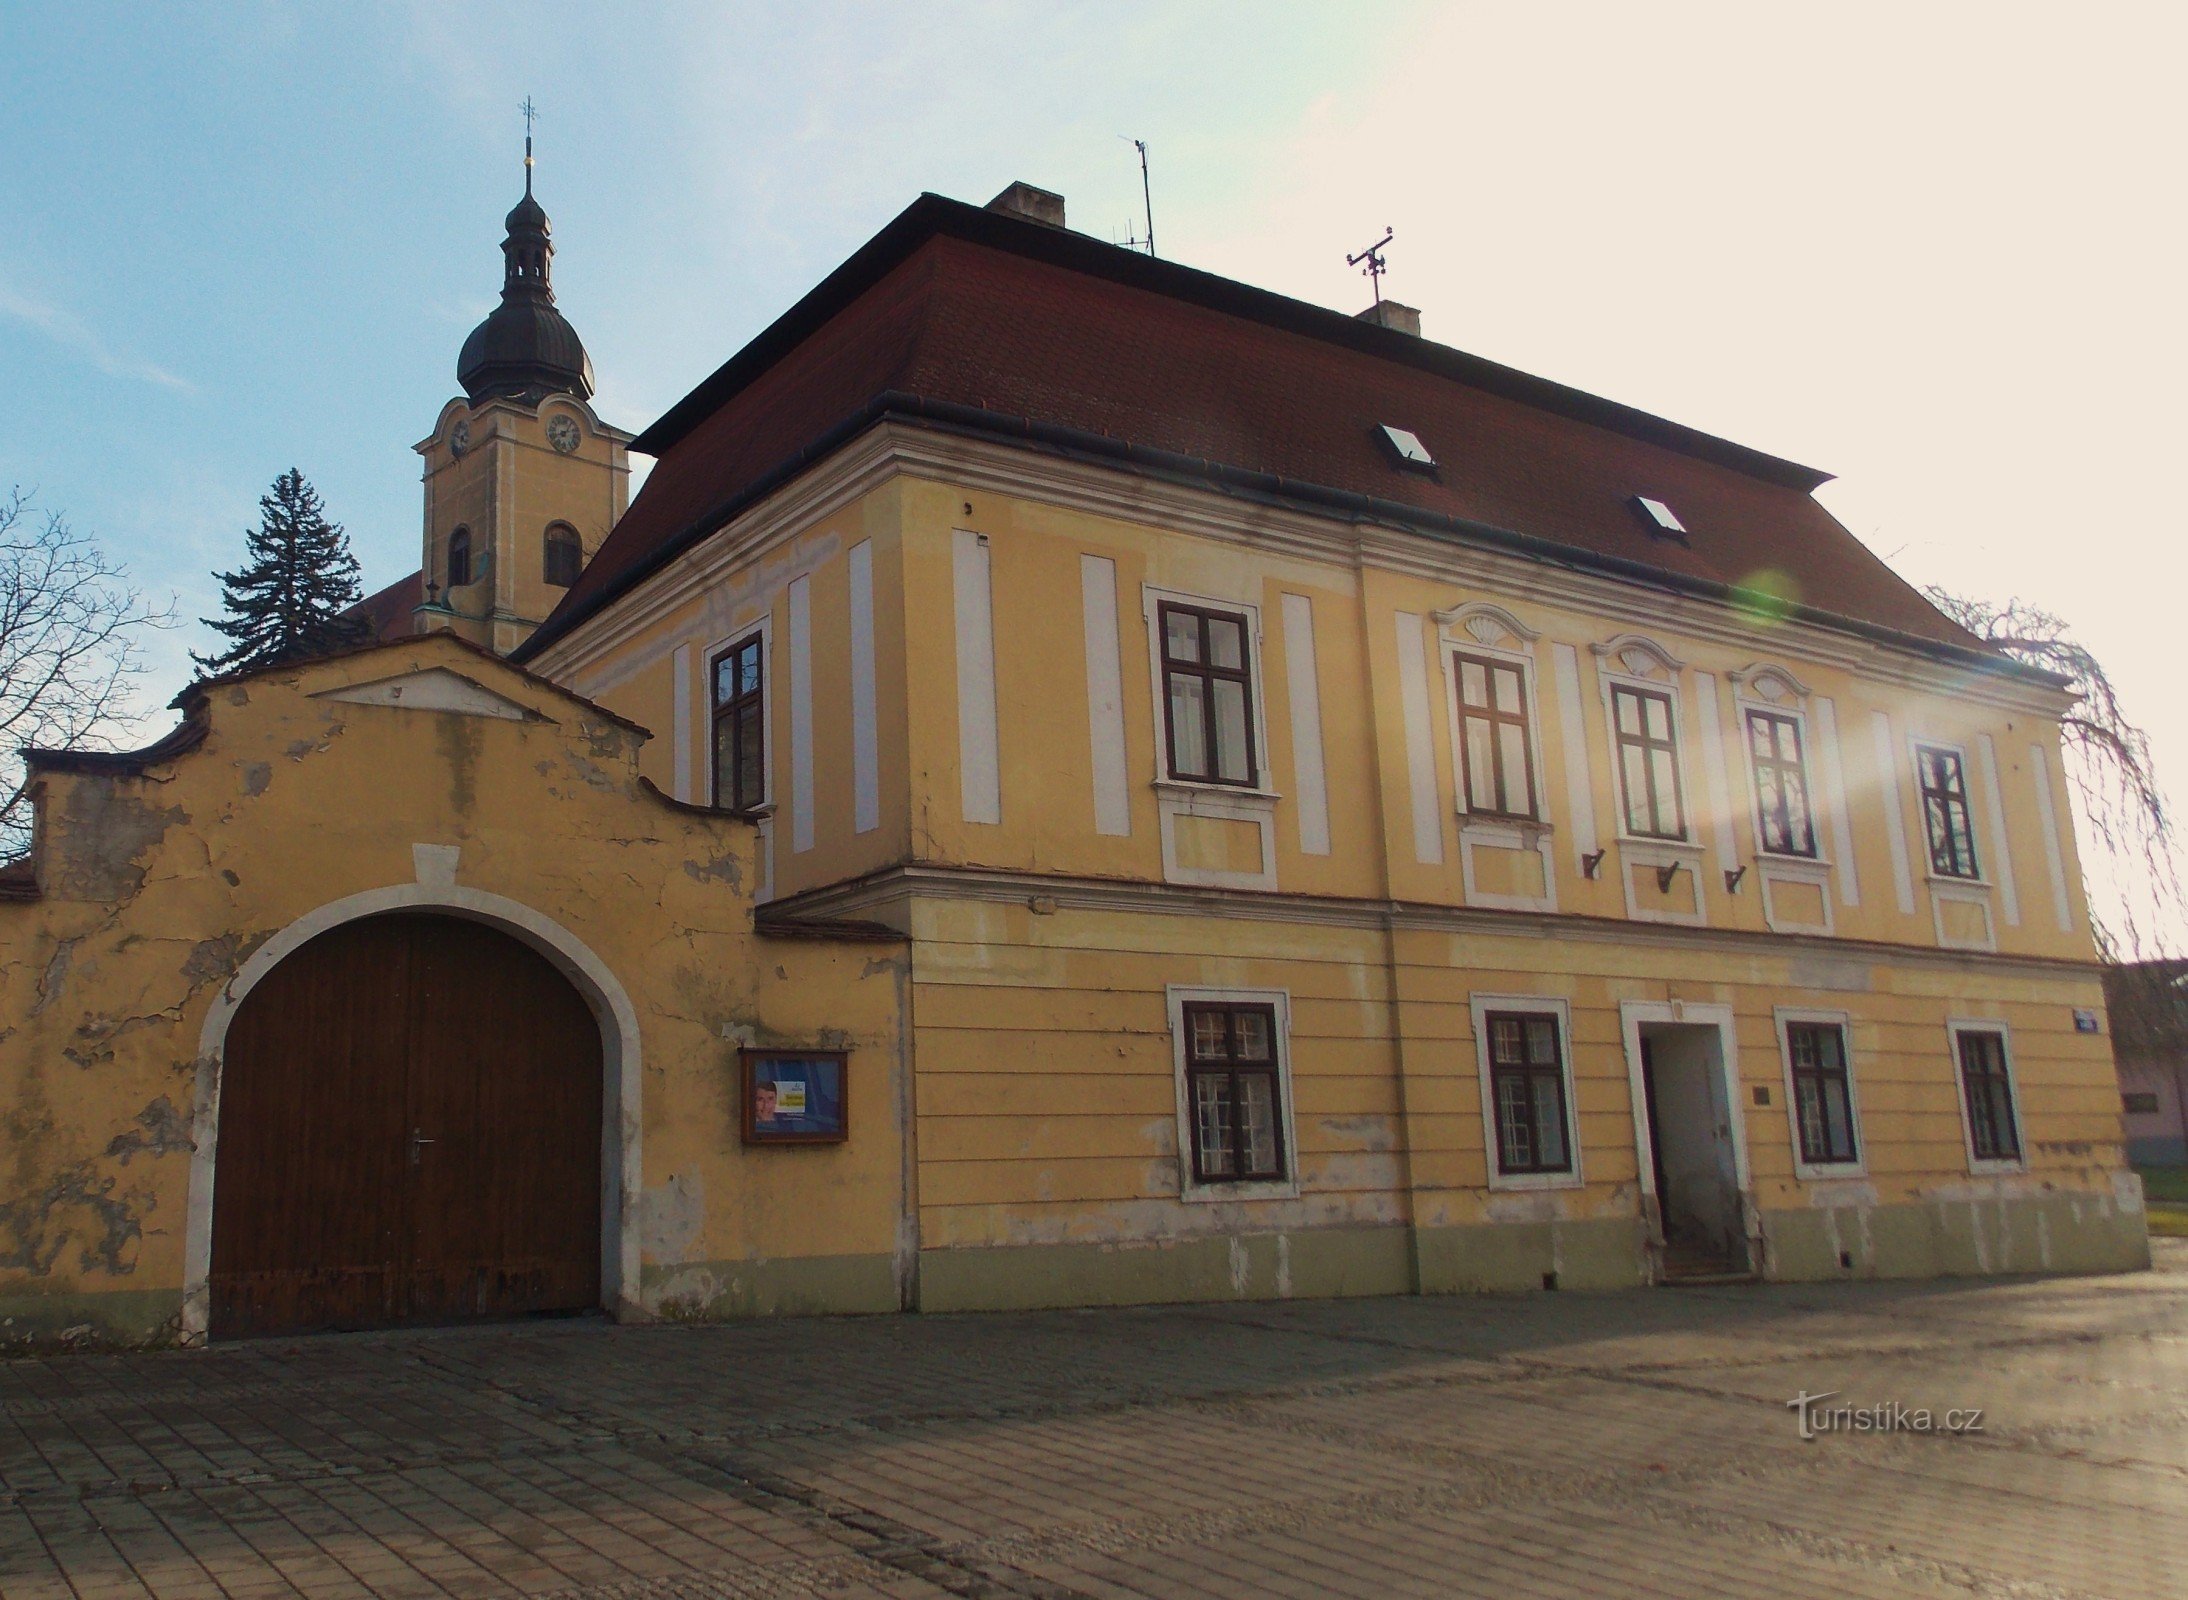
[4,1243,2185,1598]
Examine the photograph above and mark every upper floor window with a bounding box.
[446,526,473,589]
[1747,709,1816,857]
[1785,1020,1858,1166]
[1953,1026,2021,1165]
[1160,601,1257,786]
[712,633,765,812]
[1611,684,1685,840]
[1454,651,1537,820]
[543,523,582,588]
[1181,1000,1286,1183]
[1915,744,1979,878]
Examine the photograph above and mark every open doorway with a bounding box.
[1624,1005,1754,1283]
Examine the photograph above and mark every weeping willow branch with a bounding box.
[1926,587,2181,960]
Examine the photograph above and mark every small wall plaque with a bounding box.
[741,1050,848,1144]
[2072,1008,2101,1034]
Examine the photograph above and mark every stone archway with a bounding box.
[181,880,643,1343]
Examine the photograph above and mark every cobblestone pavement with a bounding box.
[4,1244,2185,1599]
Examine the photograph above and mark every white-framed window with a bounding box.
[1946,1018,2026,1173]
[1913,741,1981,880]
[1142,587,1273,795]
[1774,1008,1863,1179]
[1745,707,1818,859]
[1469,994,1582,1191]
[1167,987,1298,1201]
[1592,635,1693,848]
[706,616,773,813]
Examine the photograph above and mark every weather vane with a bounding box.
[521,96,538,192]
[1348,227,1394,306]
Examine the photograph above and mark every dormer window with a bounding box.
[1377,425,1435,468]
[1633,496,1686,539]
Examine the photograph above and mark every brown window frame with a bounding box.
[1485,1009,1573,1176]
[1785,1021,1858,1166]
[1916,743,1980,879]
[1181,1001,1287,1184]
[1158,601,1259,788]
[711,632,766,813]
[543,523,582,589]
[446,525,472,589]
[1746,708,1818,858]
[1954,1027,2021,1163]
[1453,651,1539,821]
[1610,683,1686,841]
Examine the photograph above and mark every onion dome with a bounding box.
[456,161,595,404]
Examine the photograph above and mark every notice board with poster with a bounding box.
[741,1050,848,1144]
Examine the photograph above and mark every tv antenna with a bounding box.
[1348,227,1393,306]
[1120,136,1156,257]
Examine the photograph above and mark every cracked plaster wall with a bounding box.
[0,636,906,1345]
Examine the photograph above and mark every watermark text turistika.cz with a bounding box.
[1787,1390,1984,1441]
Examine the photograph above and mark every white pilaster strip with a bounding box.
[1079,555,1131,837]
[849,540,879,834]
[1394,611,1442,865]
[2030,742,2074,931]
[672,643,694,803]
[1550,643,1598,868]
[1692,672,1738,863]
[789,575,815,853]
[952,529,1001,825]
[1280,592,1331,855]
[1871,710,1916,913]
[1977,733,2020,927]
[1812,696,1860,907]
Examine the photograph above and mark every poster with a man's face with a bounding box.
[742,1052,847,1143]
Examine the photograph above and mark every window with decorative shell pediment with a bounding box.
[1436,602,1555,912]
[1729,661,1812,707]
[1589,632,1686,682]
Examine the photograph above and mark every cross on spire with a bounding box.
[520,96,538,195]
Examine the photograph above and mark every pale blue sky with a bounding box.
[5,3,2183,939]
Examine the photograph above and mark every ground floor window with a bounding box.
[1481,1006,1573,1177]
[1178,999,1287,1184]
[1953,1025,2022,1165]
[1785,1020,1859,1166]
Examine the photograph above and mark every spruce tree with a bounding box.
[194,469,369,674]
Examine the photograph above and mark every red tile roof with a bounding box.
[347,569,424,643]
[519,195,2001,670]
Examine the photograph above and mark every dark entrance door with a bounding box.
[209,912,602,1339]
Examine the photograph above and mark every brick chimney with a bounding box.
[985,182,1067,229]
[1356,300,1422,336]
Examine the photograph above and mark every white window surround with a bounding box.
[1591,634,1698,851]
[1945,1017,2030,1177]
[1468,993,1583,1193]
[1906,735,1988,887]
[1166,985,1300,1203]
[1772,1007,1867,1182]
[1437,603,1557,913]
[1140,584,1277,800]
[1729,670,1829,868]
[703,616,774,813]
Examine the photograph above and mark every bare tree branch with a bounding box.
[1927,586,2182,960]
[0,489,175,855]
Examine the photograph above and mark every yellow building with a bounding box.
[0,178,2146,1346]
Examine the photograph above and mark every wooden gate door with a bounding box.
[209,913,602,1339]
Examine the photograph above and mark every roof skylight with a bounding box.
[1378,424,1435,468]
[1633,496,1687,537]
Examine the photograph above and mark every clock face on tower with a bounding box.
[546,414,581,454]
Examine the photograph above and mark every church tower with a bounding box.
[413,135,631,656]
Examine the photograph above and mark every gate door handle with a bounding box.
[409,1128,436,1166]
